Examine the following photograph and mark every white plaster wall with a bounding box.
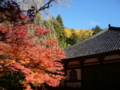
[76,69,81,80]
[84,58,99,63]
[104,55,120,60]
[68,61,80,65]
[66,70,71,80]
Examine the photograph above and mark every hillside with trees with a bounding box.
[65,28,93,46]
[27,13,103,49]
[54,15,67,48]
[47,14,103,49]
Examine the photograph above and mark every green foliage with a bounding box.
[33,14,57,41]
[56,14,64,26]
[65,28,93,47]
[66,29,79,46]
[32,14,103,49]
[54,15,67,48]
[91,25,103,35]
[0,72,23,90]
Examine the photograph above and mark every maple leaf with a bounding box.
[0,21,65,90]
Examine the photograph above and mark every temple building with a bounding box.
[61,25,120,90]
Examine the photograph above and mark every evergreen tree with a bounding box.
[54,14,66,48]
[92,25,103,35]
[56,14,64,26]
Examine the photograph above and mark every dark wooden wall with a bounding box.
[82,63,120,90]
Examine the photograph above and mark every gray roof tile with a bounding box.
[64,26,120,59]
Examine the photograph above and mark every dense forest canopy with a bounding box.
[53,14,103,48]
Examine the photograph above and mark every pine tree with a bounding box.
[54,14,66,48]
[92,25,103,35]
[56,14,64,26]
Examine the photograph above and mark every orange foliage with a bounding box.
[0,22,65,90]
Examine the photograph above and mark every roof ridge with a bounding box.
[65,28,109,50]
[64,25,120,59]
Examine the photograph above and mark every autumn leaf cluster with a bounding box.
[0,21,65,90]
[0,1,65,89]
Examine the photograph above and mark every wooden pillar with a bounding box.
[79,59,85,89]
[64,61,68,87]
[97,57,104,65]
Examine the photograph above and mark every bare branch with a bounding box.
[22,0,55,14]
[36,0,55,14]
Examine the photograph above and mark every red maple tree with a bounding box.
[0,1,65,90]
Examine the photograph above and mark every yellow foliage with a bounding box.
[74,30,80,36]
[64,28,72,38]
[64,28,93,40]
[74,29,92,38]
[79,29,93,37]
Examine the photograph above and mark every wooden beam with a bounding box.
[97,56,105,65]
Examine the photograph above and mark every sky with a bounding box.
[49,0,120,30]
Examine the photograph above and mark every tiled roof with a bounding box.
[64,25,120,59]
